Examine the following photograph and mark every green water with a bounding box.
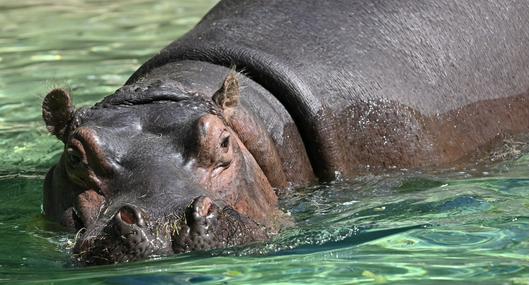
[2,1,529,284]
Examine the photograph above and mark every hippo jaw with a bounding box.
[42,73,284,265]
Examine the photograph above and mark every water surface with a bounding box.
[2,1,529,284]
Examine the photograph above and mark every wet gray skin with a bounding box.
[41,0,529,267]
[43,81,275,265]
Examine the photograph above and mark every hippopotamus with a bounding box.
[42,0,529,265]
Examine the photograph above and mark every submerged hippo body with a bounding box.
[42,0,529,264]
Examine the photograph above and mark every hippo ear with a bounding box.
[42,88,75,142]
[212,72,240,110]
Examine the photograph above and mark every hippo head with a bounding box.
[42,73,284,265]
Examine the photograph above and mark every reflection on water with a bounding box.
[2,1,529,284]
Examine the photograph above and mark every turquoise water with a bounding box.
[2,1,529,284]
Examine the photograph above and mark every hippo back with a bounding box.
[128,0,529,179]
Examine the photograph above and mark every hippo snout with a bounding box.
[111,205,150,251]
[173,196,225,253]
[73,204,173,265]
[72,196,270,265]
[173,196,270,254]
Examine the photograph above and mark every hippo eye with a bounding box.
[67,147,82,166]
[220,135,230,149]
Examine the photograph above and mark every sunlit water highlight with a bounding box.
[2,1,529,284]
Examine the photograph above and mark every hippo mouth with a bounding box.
[72,196,268,265]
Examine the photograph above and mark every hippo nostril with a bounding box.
[187,196,219,224]
[119,206,137,225]
[197,197,213,217]
[192,196,214,218]
[206,203,216,216]
[115,205,145,228]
